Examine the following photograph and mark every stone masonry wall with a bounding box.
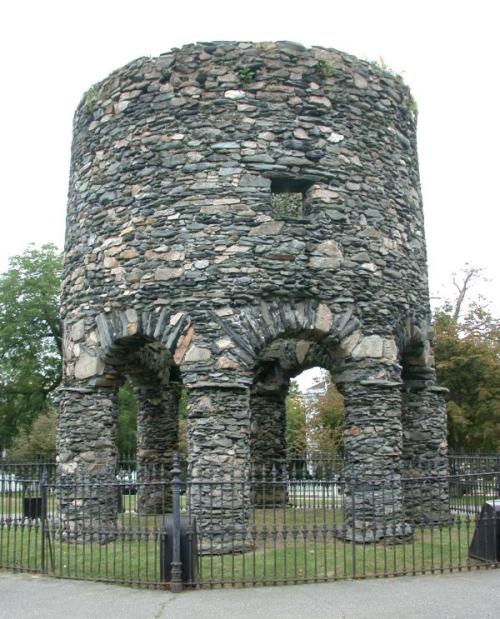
[63,41,428,340]
[59,41,448,542]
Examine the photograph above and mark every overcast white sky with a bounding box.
[1,0,498,314]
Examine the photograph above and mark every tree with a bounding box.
[308,377,344,455]
[285,382,308,456]
[0,244,62,451]
[9,408,57,460]
[433,266,500,452]
[285,374,344,459]
[116,382,137,457]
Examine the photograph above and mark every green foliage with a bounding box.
[286,375,344,457]
[178,387,188,419]
[271,192,304,218]
[372,56,400,78]
[238,67,256,86]
[0,244,62,451]
[9,408,57,460]
[82,84,110,116]
[409,94,418,115]
[316,60,336,78]
[285,383,308,456]
[309,377,344,455]
[178,416,188,459]
[116,382,137,457]
[159,67,172,83]
[175,387,188,459]
[83,86,98,115]
[433,268,500,452]
[434,306,500,452]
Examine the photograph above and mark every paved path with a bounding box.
[0,569,499,618]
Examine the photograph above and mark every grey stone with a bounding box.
[352,335,384,359]
[184,345,212,362]
[314,239,343,257]
[212,142,240,150]
[154,267,184,280]
[70,319,85,342]
[353,73,368,89]
[74,352,104,379]
[309,256,343,269]
[249,221,284,236]
[239,174,272,188]
[224,90,246,99]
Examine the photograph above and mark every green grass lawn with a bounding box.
[0,505,491,589]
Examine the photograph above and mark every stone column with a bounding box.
[134,383,180,513]
[186,384,251,553]
[402,383,449,523]
[250,382,288,467]
[57,384,118,541]
[339,374,411,542]
[250,382,288,505]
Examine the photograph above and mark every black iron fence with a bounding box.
[449,453,500,475]
[3,452,496,484]
[1,456,499,590]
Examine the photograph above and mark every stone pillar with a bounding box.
[340,374,411,542]
[57,384,118,541]
[186,384,251,553]
[250,382,288,505]
[135,383,179,513]
[250,382,288,468]
[402,383,449,522]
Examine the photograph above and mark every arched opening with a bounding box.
[57,308,194,540]
[250,334,346,459]
[249,333,346,506]
[102,334,186,513]
[241,319,413,542]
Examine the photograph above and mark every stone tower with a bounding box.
[59,41,448,543]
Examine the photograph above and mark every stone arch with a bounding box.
[58,306,194,524]
[210,299,364,372]
[394,316,434,371]
[207,298,413,540]
[94,307,193,512]
[95,307,193,369]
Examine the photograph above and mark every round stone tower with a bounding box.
[59,41,448,543]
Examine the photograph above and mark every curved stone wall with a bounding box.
[59,41,448,543]
[64,41,427,342]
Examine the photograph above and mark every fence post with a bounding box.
[170,452,183,593]
[351,476,357,579]
[40,471,47,574]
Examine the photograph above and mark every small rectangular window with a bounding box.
[270,178,313,219]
